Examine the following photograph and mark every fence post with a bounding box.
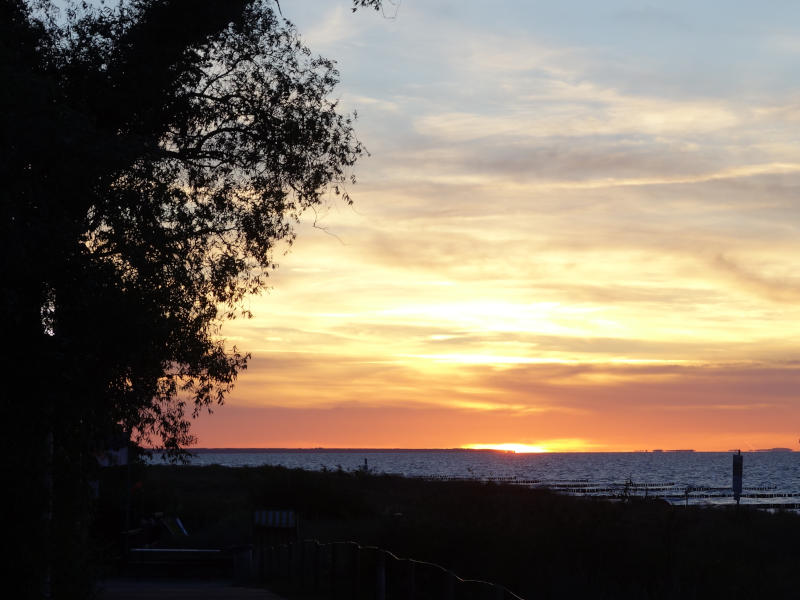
[299,540,307,591]
[331,543,338,598]
[288,542,295,583]
[353,544,361,600]
[376,551,386,600]
[313,541,321,593]
[443,569,455,600]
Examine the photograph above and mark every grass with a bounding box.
[96,463,800,599]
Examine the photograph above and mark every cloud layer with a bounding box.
[195,1,800,451]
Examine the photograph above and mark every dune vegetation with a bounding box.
[95,463,800,599]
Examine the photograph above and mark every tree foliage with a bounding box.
[0,1,397,596]
[2,3,374,592]
[3,0,367,456]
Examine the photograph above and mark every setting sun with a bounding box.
[462,439,600,453]
[463,443,549,454]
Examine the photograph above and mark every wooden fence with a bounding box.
[252,539,524,600]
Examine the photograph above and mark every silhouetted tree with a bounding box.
[1,0,380,595]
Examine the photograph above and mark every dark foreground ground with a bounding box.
[95,464,800,600]
[98,579,285,600]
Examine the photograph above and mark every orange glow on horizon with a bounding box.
[462,439,598,453]
[464,443,548,453]
[190,396,800,452]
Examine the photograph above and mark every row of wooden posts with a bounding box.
[250,539,524,600]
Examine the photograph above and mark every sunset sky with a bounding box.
[192,0,800,451]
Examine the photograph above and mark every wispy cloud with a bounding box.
[204,1,800,450]
[712,254,800,303]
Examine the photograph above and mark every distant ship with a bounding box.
[665,449,695,453]
[754,448,793,452]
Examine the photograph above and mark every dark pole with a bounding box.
[123,433,132,561]
[732,450,743,505]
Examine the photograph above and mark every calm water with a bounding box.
[173,449,800,506]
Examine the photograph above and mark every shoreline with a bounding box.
[187,447,794,453]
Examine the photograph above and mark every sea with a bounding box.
[168,449,800,508]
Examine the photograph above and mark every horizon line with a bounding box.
[185,447,795,453]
